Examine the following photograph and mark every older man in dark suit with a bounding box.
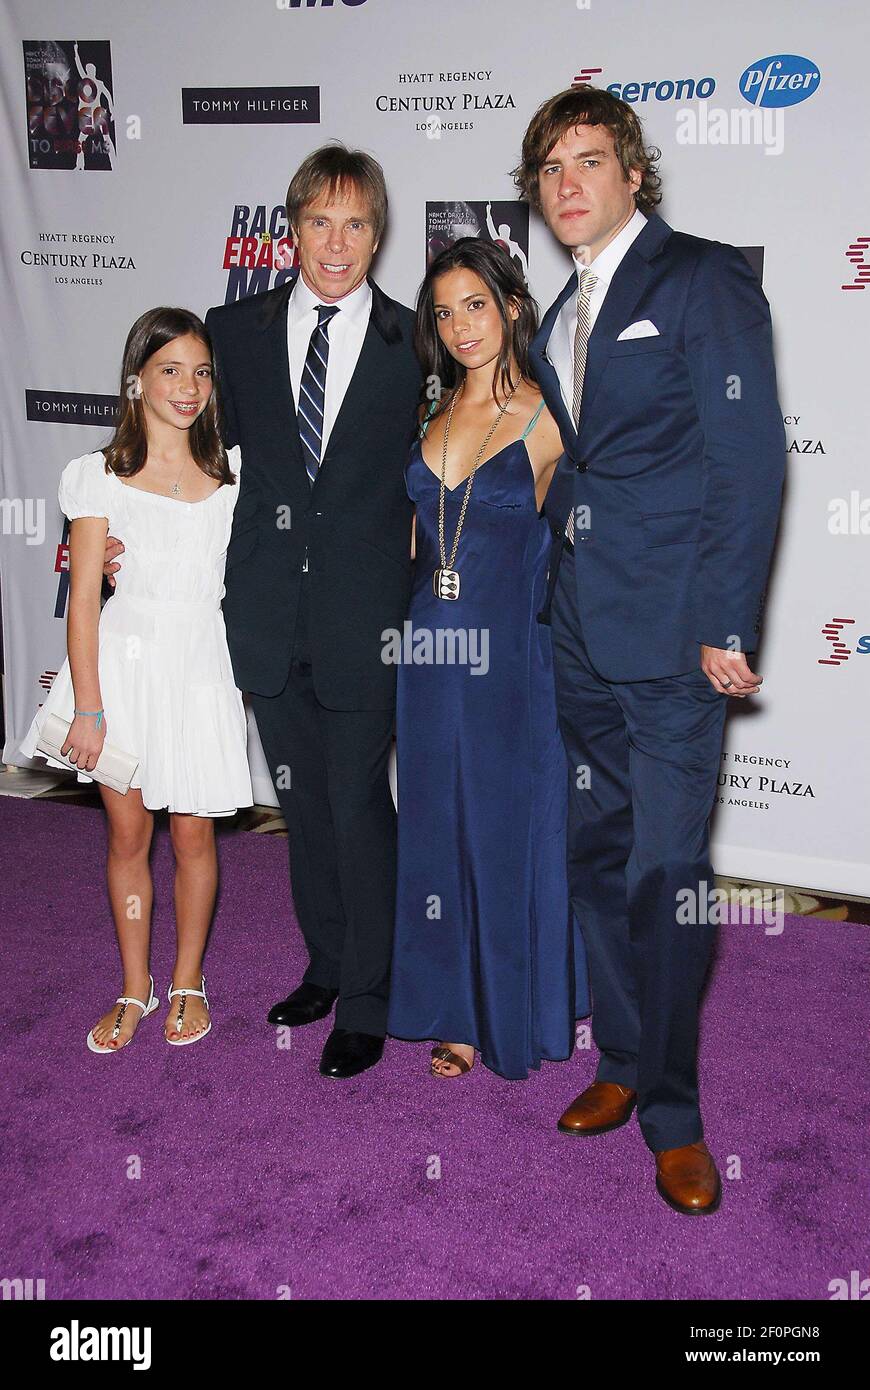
[200,146,422,1078]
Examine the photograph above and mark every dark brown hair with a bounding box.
[414,238,539,420]
[512,85,662,215]
[286,142,388,246]
[104,307,233,484]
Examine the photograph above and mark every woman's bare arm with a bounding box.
[526,407,564,513]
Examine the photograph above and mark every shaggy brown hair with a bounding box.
[512,85,662,215]
[103,307,233,484]
[286,142,388,246]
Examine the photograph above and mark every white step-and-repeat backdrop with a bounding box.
[1,0,867,895]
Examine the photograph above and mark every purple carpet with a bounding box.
[1,797,866,1300]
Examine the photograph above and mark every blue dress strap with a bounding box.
[420,398,439,436]
[521,399,547,439]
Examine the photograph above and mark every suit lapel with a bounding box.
[531,272,576,447]
[256,275,308,485]
[314,276,403,483]
[318,316,388,469]
[577,214,672,442]
[576,254,654,441]
[258,271,406,493]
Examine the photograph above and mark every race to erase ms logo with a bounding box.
[739,55,821,108]
[221,205,298,304]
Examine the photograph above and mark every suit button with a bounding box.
[575,461,587,472]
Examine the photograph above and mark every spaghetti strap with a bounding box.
[420,398,439,436]
[522,399,547,440]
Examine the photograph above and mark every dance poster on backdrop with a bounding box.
[0,0,867,895]
[24,38,116,172]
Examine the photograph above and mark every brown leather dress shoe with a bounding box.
[557,1081,637,1136]
[655,1141,722,1215]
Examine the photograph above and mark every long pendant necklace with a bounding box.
[434,380,518,600]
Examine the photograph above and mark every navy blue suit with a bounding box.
[532,213,784,1149]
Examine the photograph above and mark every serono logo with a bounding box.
[817,617,870,666]
[739,54,820,108]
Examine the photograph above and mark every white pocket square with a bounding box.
[617,320,660,340]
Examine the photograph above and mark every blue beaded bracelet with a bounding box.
[75,708,104,729]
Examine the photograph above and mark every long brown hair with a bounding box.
[103,307,234,484]
[512,85,662,215]
[414,238,539,423]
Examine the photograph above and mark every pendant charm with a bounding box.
[433,568,460,600]
[170,482,181,496]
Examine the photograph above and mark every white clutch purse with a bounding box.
[35,712,140,795]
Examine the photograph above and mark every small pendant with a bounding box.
[170,482,181,496]
[433,568,460,600]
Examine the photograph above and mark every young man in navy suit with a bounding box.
[516,87,784,1213]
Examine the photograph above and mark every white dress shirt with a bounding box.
[287,271,372,455]
[547,207,647,417]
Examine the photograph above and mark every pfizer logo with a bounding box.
[739,54,821,107]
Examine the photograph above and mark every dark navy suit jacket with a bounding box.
[531,212,785,682]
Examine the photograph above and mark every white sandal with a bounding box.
[86,975,159,1054]
[165,976,211,1046]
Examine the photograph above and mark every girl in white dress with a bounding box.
[20,307,253,1052]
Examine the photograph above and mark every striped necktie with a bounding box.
[565,267,597,544]
[298,303,340,486]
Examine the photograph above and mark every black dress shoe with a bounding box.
[267,983,338,1027]
[318,1028,384,1079]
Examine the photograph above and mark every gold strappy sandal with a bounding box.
[430,1044,475,1078]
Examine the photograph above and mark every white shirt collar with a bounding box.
[572,207,647,291]
[289,270,372,327]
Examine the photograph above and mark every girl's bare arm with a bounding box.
[64,516,109,770]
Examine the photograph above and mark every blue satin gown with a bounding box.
[387,400,590,1079]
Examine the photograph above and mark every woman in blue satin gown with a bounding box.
[387,239,590,1080]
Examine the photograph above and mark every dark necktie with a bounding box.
[298,303,340,486]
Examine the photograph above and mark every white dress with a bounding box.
[20,446,254,817]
